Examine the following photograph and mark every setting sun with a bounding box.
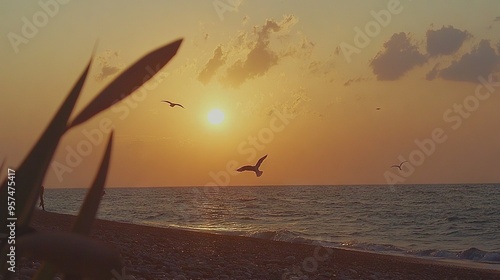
[207,109,225,125]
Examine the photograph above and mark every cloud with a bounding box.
[222,15,298,87]
[266,87,310,117]
[242,15,249,24]
[94,50,122,81]
[282,34,315,59]
[370,32,426,80]
[495,16,500,22]
[343,77,365,86]
[95,65,120,82]
[197,15,313,87]
[224,43,279,87]
[439,40,500,82]
[198,45,226,84]
[426,26,470,56]
[426,63,440,81]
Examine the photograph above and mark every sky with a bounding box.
[1,0,500,188]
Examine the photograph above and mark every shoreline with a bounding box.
[15,210,500,279]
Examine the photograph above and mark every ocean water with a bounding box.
[43,184,500,264]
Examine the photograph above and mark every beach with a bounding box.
[12,210,500,280]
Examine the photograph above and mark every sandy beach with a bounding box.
[10,210,500,279]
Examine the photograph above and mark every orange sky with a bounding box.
[1,1,500,188]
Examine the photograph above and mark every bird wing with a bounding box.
[162,100,172,105]
[177,104,185,108]
[255,154,268,168]
[391,165,399,168]
[237,165,254,172]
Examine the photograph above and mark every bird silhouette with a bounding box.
[237,155,268,177]
[391,161,408,170]
[162,100,184,108]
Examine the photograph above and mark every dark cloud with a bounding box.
[95,50,122,81]
[426,26,470,56]
[439,40,500,82]
[198,45,226,84]
[426,64,440,81]
[370,32,426,81]
[95,65,120,81]
[242,15,249,24]
[197,15,309,87]
[495,16,500,22]
[223,15,297,87]
[282,36,315,59]
[334,46,341,56]
[307,56,334,78]
[343,77,365,86]
[224,44,279,87]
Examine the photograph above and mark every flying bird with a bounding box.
[162,100,184,108]
[237,155,268,177]
[391,161,408,170]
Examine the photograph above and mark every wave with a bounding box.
[411,247,500,263]
[143,212,164,220]
[242,229,500,264]
[245,229,315,244]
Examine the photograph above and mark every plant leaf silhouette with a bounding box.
[68,38,183,129]
[35,132,114,279]
[0,58,92,229]
[72,131,113,235]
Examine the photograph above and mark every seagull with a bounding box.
[162,100,184,108]
[237,155,268,177]
[391,161,408,170]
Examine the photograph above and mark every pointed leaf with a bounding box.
[69,38,183,129]
[72,131,113,235]
[0,58,93,229]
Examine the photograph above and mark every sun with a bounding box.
[207,109,225,125]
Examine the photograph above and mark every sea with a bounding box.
[44,184,500,266]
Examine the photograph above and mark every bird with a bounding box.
[237,155,268,177]
[391,161,408,170]
[162,100,184,108]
